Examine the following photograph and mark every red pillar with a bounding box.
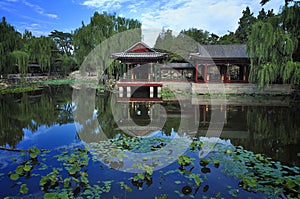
[195,62,199,83]
[194,105,198,124]
[203,105,206,125]
[204,64,208,83]
[224,65,227,83]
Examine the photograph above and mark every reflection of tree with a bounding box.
[0,85,74,147]
[74,89,122,142]
[245,106,300,165]
[95,92,120,139]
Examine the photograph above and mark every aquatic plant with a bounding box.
[1,137,299,198]
[0,85,42,94]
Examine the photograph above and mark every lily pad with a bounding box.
[9,173,19,181]
[20,184,29,194]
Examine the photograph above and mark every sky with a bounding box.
[0,0,283,47]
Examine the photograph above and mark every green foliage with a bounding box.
[0,85,42,94]
[247,2,300,86]
[193,174,203,186]
[178,155,192,166]
[154,28,197,62]
[1,13,141,77]
[218,31,240,44]
[19,184,29,194]
[235,7,257,43]
[190,139,203,151]
[27,36,57,73]
[2,136,300,198]
[9,173,19,181]
[161,88,176,99]
[180,28,218,45]
[29,146,41,159]
[119,182,133,192]
[73,12,141,66]
[155,194,167,199]
[49,30,73,56]
[0,17,23,75]
[10,50,29,74]
[0,86,74,147]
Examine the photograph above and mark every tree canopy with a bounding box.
[247,2,300,86]
[0,12,141,77]
[0,17,23,75]
[73,12,141,67]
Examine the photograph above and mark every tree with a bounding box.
[10,50,29,74]
[22,30,33,53]
[27,36,58,75]
[0,17,23,75]
[180,28,210,44]
[281,3,300,61]
[260,0,295,6]
[49,30,73,56]
[154,28,198,63]
[235,7,256,43]
[73,12,142,67]
[218,31,240,44]
[54,54,77,76]
[247,2,300,86]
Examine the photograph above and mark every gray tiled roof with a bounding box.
[111,52,167,59]
[191,44,248,59]
[111,41,167,59]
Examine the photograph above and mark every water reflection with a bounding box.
[0,85,74,148]
[0,85,299,166]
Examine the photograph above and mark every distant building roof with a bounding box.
[160,63,194,69]
[111,42,168,62]
[28,63,41,68]
[191,44,248,59]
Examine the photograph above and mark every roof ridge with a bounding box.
[125,41,156,53]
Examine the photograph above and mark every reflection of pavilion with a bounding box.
[113,100,166,136]
[114,95,254,139]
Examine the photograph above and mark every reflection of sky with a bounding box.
[18,123,80,150]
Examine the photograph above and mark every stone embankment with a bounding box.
[162,82,293,95]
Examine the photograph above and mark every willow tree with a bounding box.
[247,2,300,87]
[73,12,141,77]
[0,17,22,75]
[28,36,57,74]
[10,50,29,74]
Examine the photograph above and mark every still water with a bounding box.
[0,84,299,198]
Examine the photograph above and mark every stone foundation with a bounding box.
[191,83,293,95]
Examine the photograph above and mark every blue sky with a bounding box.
[0,0,283,46]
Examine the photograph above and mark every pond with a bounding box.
[0,84,299,198]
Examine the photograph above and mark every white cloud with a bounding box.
[17,22,50,36]
[22,0,59,19]
[141,0,283,46]
[45,13,58,19]
[82,0,132,10]
[80,0,284,47]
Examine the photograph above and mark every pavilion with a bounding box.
[190,44,250,83]
[111,42,167,98]
[111,42,251,98]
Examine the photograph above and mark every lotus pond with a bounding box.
[0,84,299,198]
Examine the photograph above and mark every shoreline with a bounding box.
[0,74,297,97]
